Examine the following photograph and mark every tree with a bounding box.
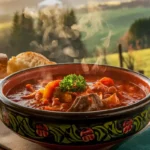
[128,18,150,49]
[19,12,36,51]
[10,11,36,55]
[63,9,77,28]
[12,12,20,34]
[36,12,44,44]
[31,7,87,63]
[9,12,21,55]
[62,9,87,60]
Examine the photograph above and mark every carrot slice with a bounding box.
[26,84,35,92]
[43,80,61,101]
[100,77,114,86]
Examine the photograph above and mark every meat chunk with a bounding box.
[67,93,103,112]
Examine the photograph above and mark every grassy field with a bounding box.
[77,7,150,54]
[85,48,150,78]
[0,22,11,30]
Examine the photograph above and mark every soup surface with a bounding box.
[7,74,146,112]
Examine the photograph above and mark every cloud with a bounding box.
[39,0,62,7]
[60,0,134,8]
[0,0,134,15]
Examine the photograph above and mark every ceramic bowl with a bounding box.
[0,63,150,150]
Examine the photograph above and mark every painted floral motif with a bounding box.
[2,106,150,145]
[36,124,49,137]
[80,128,95,142]
[2,107,9,126]
[123,119,133,134]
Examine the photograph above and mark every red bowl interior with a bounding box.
[0,63,150,119]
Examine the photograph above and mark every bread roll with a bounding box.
[7,51,56,75]
[0,53,8,79]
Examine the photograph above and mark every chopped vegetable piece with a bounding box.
[100,77,114,86]
[43,106,60,111]
[52,98,61,106]
[43,80,61,101]
[26,84,35,92]
[60,92,72,103]
[21,92,36,99]
[35,90,43,101]
[108,86,117,94]
[59,74,86,92]
[41,99,49,105]
[102,93,120,108]
[93,82,108,93]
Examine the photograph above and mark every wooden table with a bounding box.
[0,120,49,150]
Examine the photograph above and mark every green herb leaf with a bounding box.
[59,74,86,92]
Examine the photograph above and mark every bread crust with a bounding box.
[0,53,8,79]
[7,51,56,75]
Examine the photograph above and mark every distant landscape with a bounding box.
[77,7,150,54]
[0,5,150,55]
[0,0,150,77]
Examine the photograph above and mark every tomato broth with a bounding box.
[7,75,146,112]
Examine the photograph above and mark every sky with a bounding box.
[0,0,42,15]
[0,0,135,15]
[39,0,134,7]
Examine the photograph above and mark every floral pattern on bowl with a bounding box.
[1,105,150,146]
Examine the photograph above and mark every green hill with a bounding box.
[77,7,150,54]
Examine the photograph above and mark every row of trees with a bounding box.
[126,17,150,50]
[10,12,35,56]
[118,17,150,72]
[9,7,87,63]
